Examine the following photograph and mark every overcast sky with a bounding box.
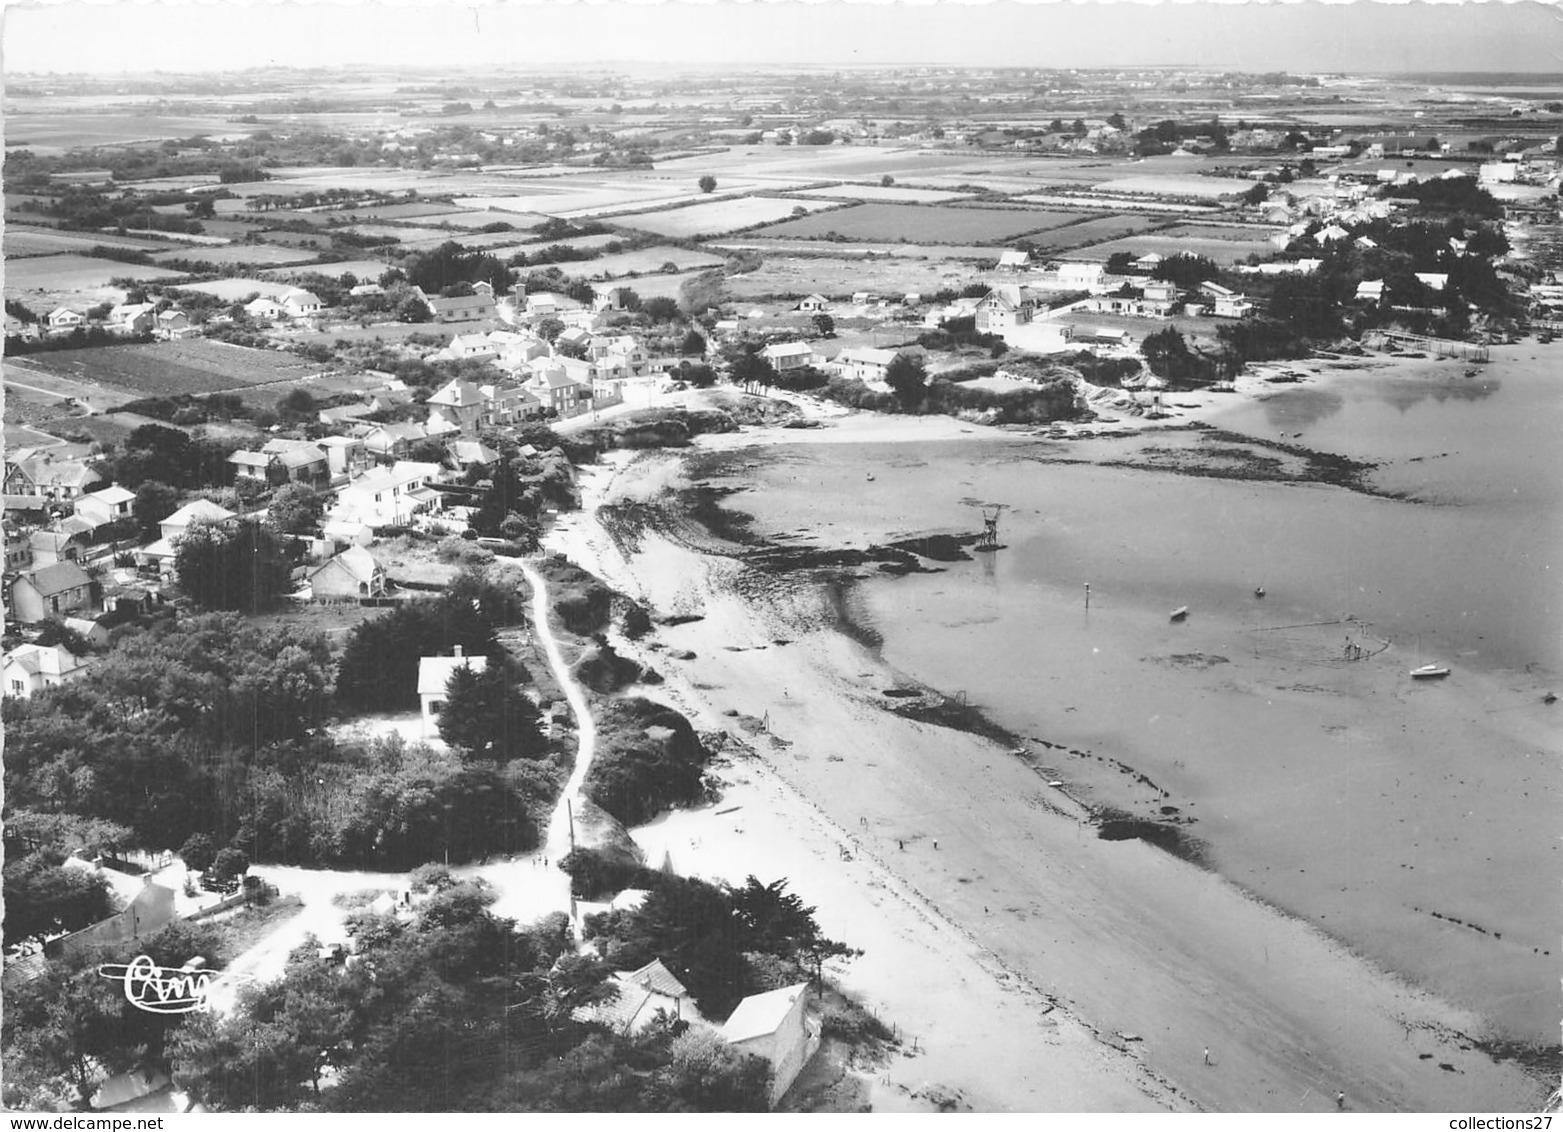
[4,1,1562,76]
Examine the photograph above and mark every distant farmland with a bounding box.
[749,203,1088,245]
[6,254,187,302]
[150,244,321,267]
[10,339,327,398]
[608,196,837,238]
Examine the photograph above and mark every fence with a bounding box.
[1362,329,1489,362]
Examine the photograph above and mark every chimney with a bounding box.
[453,645,463,658]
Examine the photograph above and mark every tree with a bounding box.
[698,175,717,194]
[267,483,325,536]
[1242,182,1271,206]
[180,832,217,872]
[1106,252,1138,275]
[729,351,777,392]
[535,316,565,342]
[174,519,291,614]
[812,313,835,338]
[436,663,547,762]
[679,329,707,356]
[880,174,895,187]
[3,956,137,1109]
[642,297,680,323]
[884,353,927,408]
[1108,112,1127,130]
[2,852,114,948]
[663,1029,770,1111]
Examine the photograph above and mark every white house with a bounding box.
[1415,272,1450,292]
[997,249,1031,272]
[417,646,488,737]
[3,643,91,698]
[73,485,136,528]
[46,307,85,332]
[760,341,815,372]
[1055,262,1105,289]
[1355,279,1385,302]
[282,289,324,318]
[975,285,1034,332]
[244,297,286,321]
[331,462,443,528]
[795,293,829,313]
[308,546,387,599]
[720,983,818,1108]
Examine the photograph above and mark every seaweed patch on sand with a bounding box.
[1101,425,1392,497]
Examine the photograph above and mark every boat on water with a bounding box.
[1169,606,1189,622]
[1410,664,1450,680]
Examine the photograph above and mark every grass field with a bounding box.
[4,226,178,258]
[6,254,188,303]
[708,236,1002,260]
[748,202,1087,244]
[1017,214,1170,253]
[334,201,472,222]
[264,258,394,282]
[9,339,328,398]
[1094,175,1258,199]
[571,245,727,278]
[151,244,321,267]
[607,196,838,238]
[177,277,300,301]
[338,224,455,242]
[1073,232,1278,265]
[409,210,548,230]
[791,184,977,203]
[722,255,984,300]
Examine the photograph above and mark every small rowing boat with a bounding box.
[1169,606,1189,622]
[1410,664,1450,680]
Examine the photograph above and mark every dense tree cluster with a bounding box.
[173,518,292,614]
[96,422,240,491]
[583,698,712,827]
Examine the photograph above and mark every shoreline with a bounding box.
[542,390,1557,1109]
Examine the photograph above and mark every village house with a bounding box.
[975,284,1036,332]
[74,485,135,528]
[795,293,830,313]
[1355,279,1386,303]
[138,498,238,570]
[331,461,443,528]
[7,561,97,624]
[720,983,818,1108]
[445,439,502,471]
[443,334,501,363]
[428,292,497,322]
[426,379,487,434]
[525,367,589,416]
[417,646,488,737]
[1415,272,1451,292]
[28,527,92,567]
[361,422,430,462]
[308,545,387,599]
[244,297,286,321]
[266,443,331,488]
[317,436,372,483]
[43,877,178,963]
[3,643,91,698]
[281,289,323,318]
[228,451,272,483]
[760,341,815,372]
[1200,282,1254,319]
[832,346,903,385]
[997,249,1031,272]
[587,335,649,378]
[46,307,85,333]
[1055,261,1106,289]
[571,958,700,1036]
[5,452,106,504]
[480,383,543,427]
[107,303,156,336]
[155,310,195,340]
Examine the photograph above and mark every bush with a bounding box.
[583,698,711,826]
[559,848,663,901]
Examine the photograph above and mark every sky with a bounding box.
[3,0,1562,76]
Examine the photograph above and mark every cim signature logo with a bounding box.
[98,956,217,1014]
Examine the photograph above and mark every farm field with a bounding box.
[265,259,394,282]
[570,246,726,279]
[491,232,623,259]
[152,244,321,266]
[178,278,302,301]
[409,210,548,230]
[1018,214,1171,253]
[748,202,1085,244]
[333,201,473,222]
[338,224,457,243]
[4,361,141,412]
[4,226,178,258]
[395,230,527,252]
[1073,232,1278,265]
[604,269,708,301]
[116,175,224,192]
[1011,193,1224,214]
[1093,175,1258,199]
[36,413,139,447]
[720,255,984,301]
[5,254,188,305]
[8,339,328,398]
[609,196,837,238]
[791,184,976,203]
[2,111,261,152]
[708,237,1001,260]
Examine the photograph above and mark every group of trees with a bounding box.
[94,422,239,492]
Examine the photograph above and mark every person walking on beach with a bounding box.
[1203,1046,1211,1066]
[1336,1092,1345,1110]
[933,839,939,851]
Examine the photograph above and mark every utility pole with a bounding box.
[1085,583,1091,610]
[566,798,576,854]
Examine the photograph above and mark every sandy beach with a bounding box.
[541,357,1559,1111]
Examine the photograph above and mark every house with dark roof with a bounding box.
[426,379,487,434]
[4,452,106,503]
[975,284,1036,332]
[7,561,96,623]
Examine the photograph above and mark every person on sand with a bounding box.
[1203,1046,1211,1066]
[1336,1092,1345,1110]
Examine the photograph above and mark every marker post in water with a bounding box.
[1085,583,1091,610]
